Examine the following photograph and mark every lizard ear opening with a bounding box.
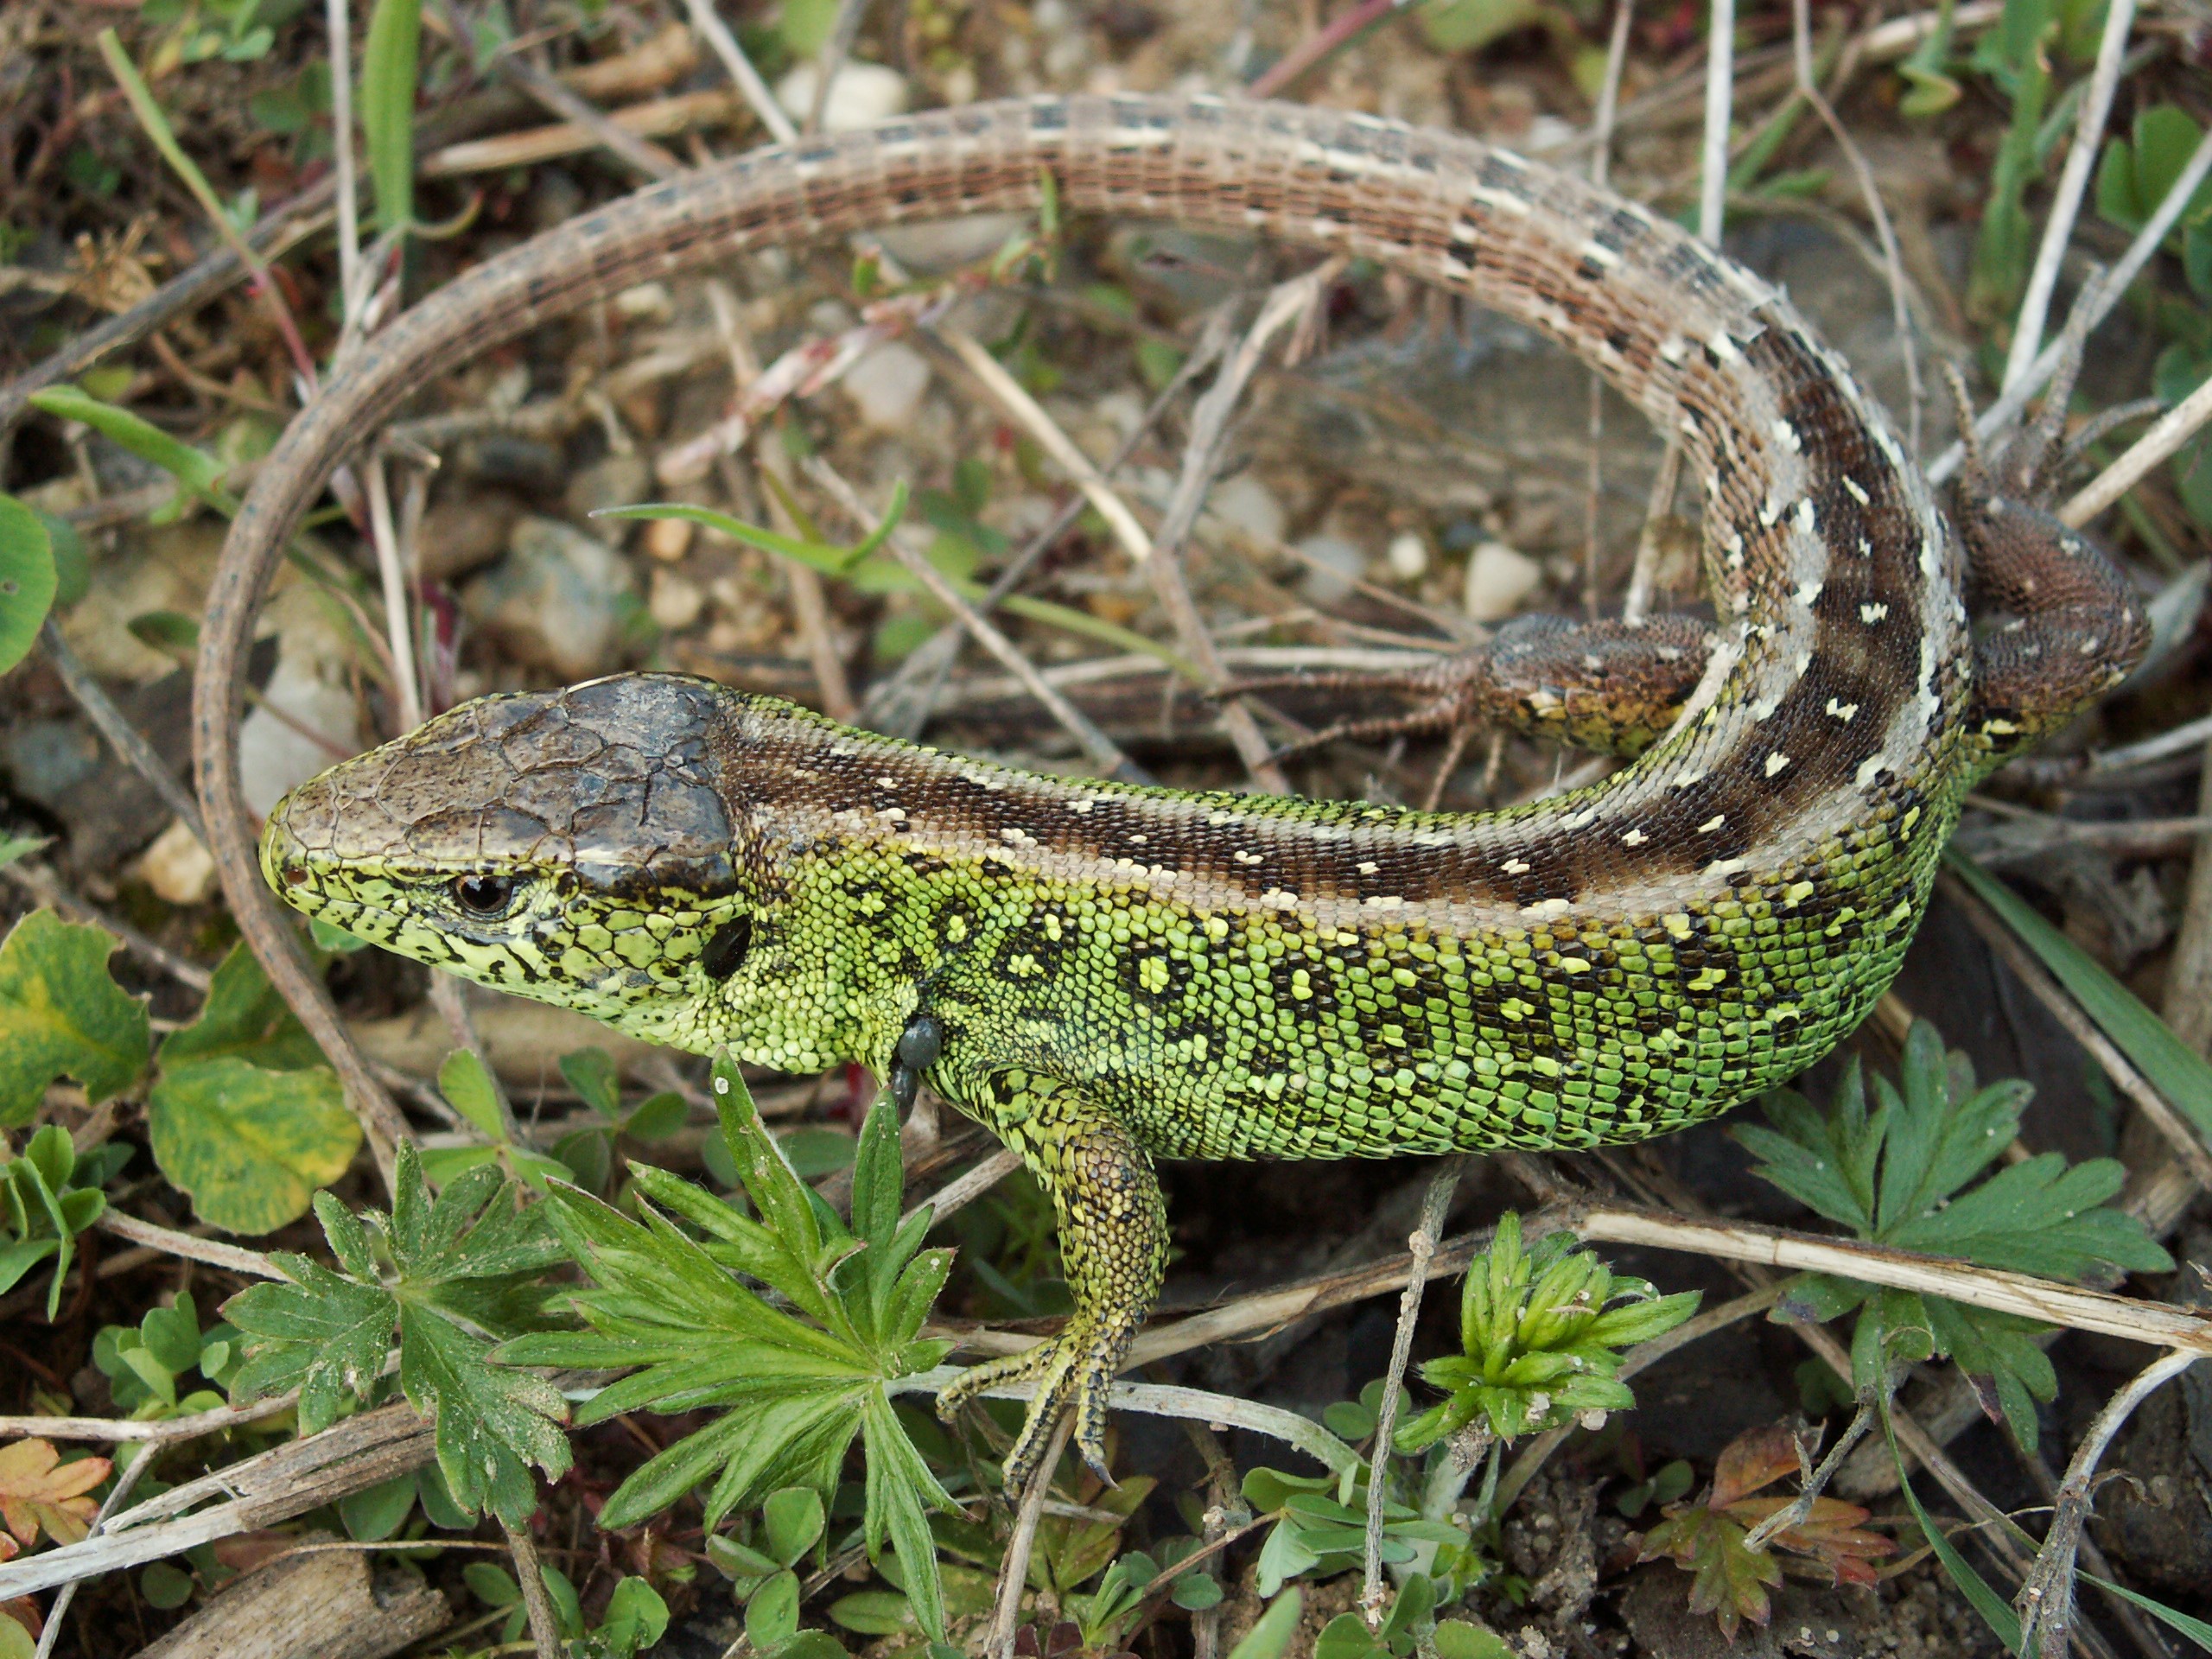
[701,915,753,981]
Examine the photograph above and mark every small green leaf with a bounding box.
[601,1577,670,1655]
[763,1485,825,1565]
[558,1047,620,1119]
[622,1090,686,1142]
[340,1471,419,1541]
[437,1049,507,1141]
[0,910,152,1127]
[747,1569,801,1649]
[139,1561,195,1611]
[1432,1622,1516,1659]
[1227,1591,1304,1659]
[149,1055,360,1234]
[0,494,58,676]
[28,387,232,516]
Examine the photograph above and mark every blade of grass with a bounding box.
[96,29,268,283]
[1946,849,2212,1147]
[1883,1402,2024,1654]
[27,387,235,516]
[363,0,425,235]
[2082,1575,2212,1649]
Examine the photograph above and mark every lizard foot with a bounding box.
[935,1320,1128,1493]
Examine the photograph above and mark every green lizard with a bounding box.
[236,97,2147,1489]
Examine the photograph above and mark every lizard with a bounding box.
[197,94,2150,1491]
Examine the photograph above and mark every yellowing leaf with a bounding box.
[0,1439,110,1548]
[0,911,151,1128]
[149,1055,360,1234]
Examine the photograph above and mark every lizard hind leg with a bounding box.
[933,1075,1166,1491]
[1942,365,2152,771]
[1226,613,1717,776]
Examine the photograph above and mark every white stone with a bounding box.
[774,60,908,132]
[1204,474,1287,546]
[135,817,215,906]
[1387,532,1428,580]
[649,568,706,631]
[842,340,932,431]
[1463,541,1542,621]
[1294,534,1365,605]
[877,213,1028,273]
[238,647,364,818]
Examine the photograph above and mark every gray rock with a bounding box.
[463,515,639,679]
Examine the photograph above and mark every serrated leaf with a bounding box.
[0,912,150,1126]
[0,1440,110,1548]
[499,1050,953,1629]
[225,1146,567,1518]
[0,495,57,677]
[226,1252,392,1433]
[149,1056,360,1235]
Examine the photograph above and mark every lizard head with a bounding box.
[260,673,810,1056]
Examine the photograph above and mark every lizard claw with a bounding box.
[935,1325,1123,1494]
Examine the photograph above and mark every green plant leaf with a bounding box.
[497,1052,954,1634]
[1743,1016,2170,1450]
[0,910,151,1127]
[226,1146,569,1521]
[1948,850,2212,1149]
[26,387,232,518]
[158,943,325,1073]
[149,1055,360,1235]
[361,0,423,234]
[1881,1408,2022,1653]
[1227,1590,1303,1659]
[0,495,57,677]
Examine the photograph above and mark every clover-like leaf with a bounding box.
[0,911,150,1127]
[149,1055,360,1235]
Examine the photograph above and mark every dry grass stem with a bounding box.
[2016,1349,2201,1658]
[990,1414,1072,1659]
[1363,1160,1463,1622]
[2002,0,2138,393]
[2063,370,2212,527]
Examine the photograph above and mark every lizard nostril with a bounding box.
[284,868,308,887]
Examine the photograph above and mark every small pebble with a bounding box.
[649,569,706,632]
[1387,531,1428,580]
[415,493,520,582]
[136,817,215,906]
[1205,474,1287,545]
[644,516,695,563]
[239,652,362,817]
[774,61,908,132]
[1295,533,1365,605]
[842,341,933,432]
[1463,540,1542,621]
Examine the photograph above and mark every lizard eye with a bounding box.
[452,874,518,918]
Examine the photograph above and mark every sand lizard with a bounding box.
[197,95,2149,1488]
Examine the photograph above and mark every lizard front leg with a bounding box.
[931,1068,1166,1489]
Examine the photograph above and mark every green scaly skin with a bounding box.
[238,97,2151,1491]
